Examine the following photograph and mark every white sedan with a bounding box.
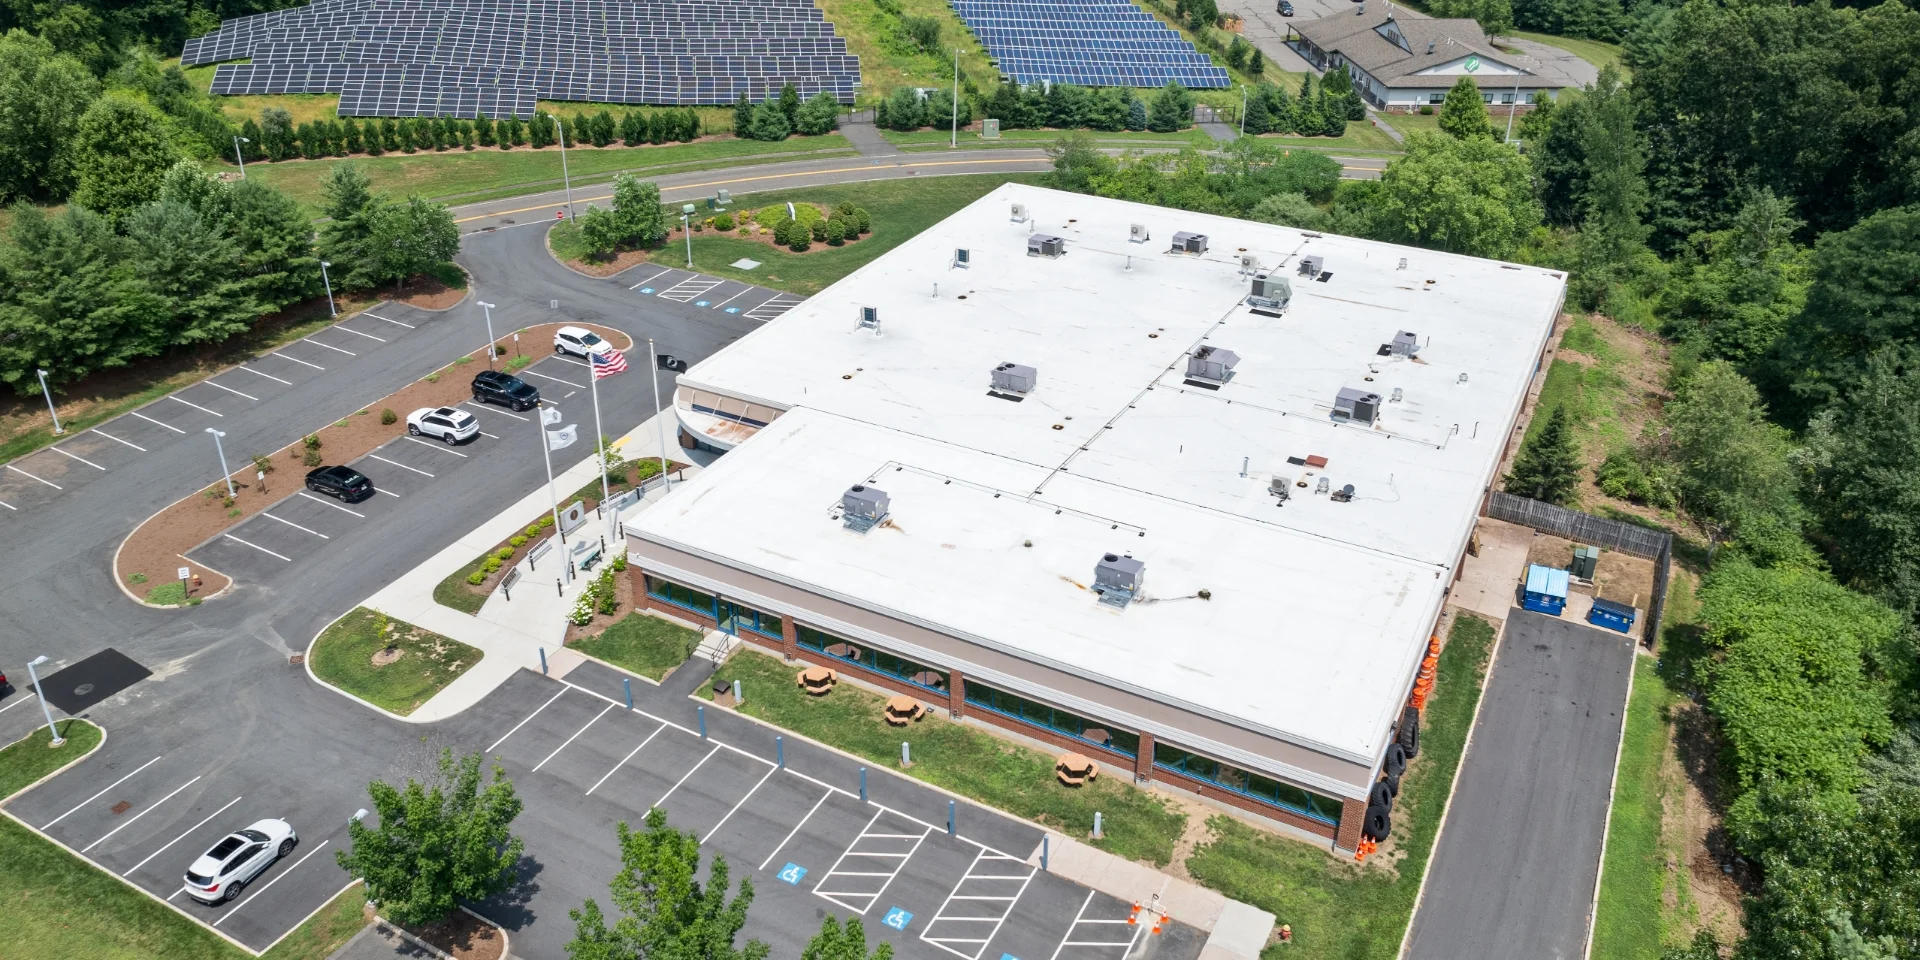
[407,406,480,445]
[554,325,614,359]
[183,819,297,903]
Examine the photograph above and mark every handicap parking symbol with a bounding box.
[882,907,913,932]
[639,287,656,294]
[777,862,807,885]
[1000,954,1021,960]
[724,307,740,314]
[695,300,711,307]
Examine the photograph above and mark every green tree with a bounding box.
[578,205,625,258]
[1504,404,1581,504]
[317,163,379,276]
[1659,188,1808,365]
[1437,76,1491,140]
[1145,82,1193,133]
[0,30,98,203]
[1225,35,1248,71]
[1042,132,1116,194]
[124,198,259,347]
[1774,205,1920,419]
[1249,192,1329,231]
[732,94,752,138]
[795,91,840,135]
[1570,64,1650,309]
[359,196,460,290]
[801,916,892,960]
[564,807,768,960]
[1656,361,1798,549]
[747,99,790,141]
[901,15,940,52]
[611,174,667,245]
[778,82,801,127]
[71,92,180,221]
[1801,347,1920,616]
[335,750,525,928]
[884,87,925,131]
[226,177,320,311]
[0,205,167,394]
[1374,132,1541,258]
[1733,780,1920,960]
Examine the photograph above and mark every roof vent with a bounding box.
[1186,345,1240,384]
[1171,231,1208,254]
[1426,40,1435,53]
[1331,484,1355,503]
[1390,330,1419,357]
[1093,552,1146,606]
[990,361,1037,396]
[841,484,890,533]
[1298,254,1325,277]
[1028,234,1066,258]
[1011,203,1029,223]
[1247,272,1292,310]
[1334,387,1382,425]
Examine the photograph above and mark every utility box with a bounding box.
[1093,553,1145,606]
[1333,387,1382,425]
[1298,254,1325,277]
[1028,234,1066,258]
[1571,544,1600,580]
[991,362,1037,394]
[1391,330,1420,358]
[841,484,890,533]
[1186,345,1239,384]
[1171,231,1208,254]
[1523,563,1569,616]
[1587,597,1637,633]
[1247,273,1292,310]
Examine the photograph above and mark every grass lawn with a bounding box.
[1590,653,1679,960]
[1511,31,1628,77]
[144,581,190,606]
[882,128,1212,147]
[1185,613,1498,960]
[309,607,482,715]
[259,885,370,960]
[708,648,1189,866]
[815,0,997,106]
[433,556,492,615]
[1260,121,1406,154]
[1,720,103,799]
[675,173,1045,296]
[571,612,702,681]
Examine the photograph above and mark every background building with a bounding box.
[1291,8,1571,111]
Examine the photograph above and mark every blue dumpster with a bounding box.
[1588,597,1637,633]
[1523,564,1569,616]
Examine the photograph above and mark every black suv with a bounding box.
[306,465,375,502]
[471,370,541,411]
[1278,0,1294,13]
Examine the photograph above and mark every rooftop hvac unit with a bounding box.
[1247,272,1292,310]
[1331,483,1355,503]
[858,306,879,331]
[1298,254,1325,277]
[1391,330,1419,357]
[953,247,971,268]
[1334,387,1382,425]
[841,484,890,533]
[1171,231,1208,254]
[991,361,1037,394]
[1269,475,1291,501]
[1093,552,1145,606]
[1186,345,1240,384]
[1010,203,1029,223]
[1238,254,1260,275]
[1129,223,1150,243]
[1028,234,1066,258]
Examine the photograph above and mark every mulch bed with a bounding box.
[385,274,470,310]
[404,910,505,960]
[562,559,637,645]
[564,247,655,277]
[115,320,633,600]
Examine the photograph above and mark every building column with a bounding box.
[949,671,966,719]
[781,617,799,661]
[1333,796,1367,854]
[1134,732,1154,784]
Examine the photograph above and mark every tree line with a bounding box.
[732,83,843,141]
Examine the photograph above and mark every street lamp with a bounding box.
[478,301,498,369]
[35,368,62,435]
[206,428,235,498]
[551,114,576,221]
[233,135,251,178]
[319,260,336,317]
[681,204,696,268]
[1239,84,1247,136]
[26,656,63,746]
[950,47,961,149]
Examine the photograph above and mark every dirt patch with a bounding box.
[1160,795,1220,881]
[370,647,404,666]
[1523,532,1658,607]
[114,322,632,600]
[1665,699,1747,942]
[404,909,505,960]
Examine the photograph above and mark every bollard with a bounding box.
[503,583,511,602]
[623,678,632,709]
[947,799,955,835]
[1042,835,1050,871]
[539,647,548,675]
[1092,811,1104,839]
[556,578,563,597]
[734,679,742,704]
[860,767,868,802]
[698,704,707,739]
[776,736,784,769]
[902,741,911,766]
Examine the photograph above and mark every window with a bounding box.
[720,601,782,639]
[646,576,715,618]
[1481,94,1492,104]
[796,625,949,693]
[1152,743,1341,825]
[1500,92,1515,104]
[965,681,1140,757]
[1428,93,1444,104]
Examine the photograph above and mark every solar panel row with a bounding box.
[949,0,1228,88]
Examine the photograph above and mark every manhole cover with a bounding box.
[110,801,132,815]
[73,683,94,697]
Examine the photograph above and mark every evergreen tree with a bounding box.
[71,92,180,221]
[476,114,495,147]
[1125,96,1147,131]
[0,31,100,204]
[259,107,294,160]
[748,99,791,140]
[795,91,840,135]
[317,163,379,275]
[617,111,639,145]
[1249,47,1264,76]
[1438,76,1492,139]
[778,82,801,126]
[226,177,320,310]
[1243,85,1273,134]
[344,118,365,154]
[733,93,753,138]
[529,112,554,148]
[678,107,698,141]
[1226,35,1249,71]
[1571,64,1650,309]
[0,206,167,394]
[124,198,259,347]
[874,96,890,130]
[591,109,614,146]
[237,118,264,161]
[1145,82,1193,132]
[885,87,925,131]
[1505,404,1582,504]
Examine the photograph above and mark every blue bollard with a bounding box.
[698,704,707,739]
[860,767,867,802]
[1042,835,1050,871]
[623,678,632,709]
[947,799,955,835]
[776,735,784,769]
[539,647,547,675]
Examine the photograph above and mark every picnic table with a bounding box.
[797,666,837,696]
[884,695,927,726]
[1056,752,1100,787]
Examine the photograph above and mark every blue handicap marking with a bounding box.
[695,300,710,307]
[1000,954,1020,960]
[639,287,656,294]
[777,862,808,885]
[882,907,913,932]
[725,307,740,314]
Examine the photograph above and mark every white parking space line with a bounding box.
[363,313,415,329]
[488,688,569,752]
[479,430,501,439]
[655,743,721,809]
[520,369,584,388]
[45,756,163,828]
[169,396,223,417]
[404,436,468,457]
[224,534,293,562]
[270,352,324,371]
[333,324,388,342]
[709,286,753,310]
[83,776,201,853]
[463,401,528,421]
[297,491,365,517]
[1047,891,1144,960]
[126,795,242,877]
[214,839,331,927]
[131,411,186,433]
[758,789,831,870]
[366,453,432,477]
[660,279,724,303]
[301,337,356,356]
[921,849,1038,960]
[0,499,15,510]
[49,446,107,470]
[261,513,329,539]
[745,295,804,321]
[91,428,147,451]
[376,488,401,498]
[533,703,615,772]
[236,364,293,385]
[6,464,61,489]
[812,811,930,914]
[549,355,590,368]
[0,692,37,713]
[629,266,676,289]
[587,723,667,796]
[202,380,259,401]
[702,765,779,843]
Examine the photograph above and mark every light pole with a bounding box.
[319,260,336,317]
[1239,84,1247,136]
[648,338,669,485]
[35,368,62,435]
[478,301,498,369]
[681,204,696,267]
[233,135,250,177]
[26,656,62,746]
[951,47,960,148]
[1503,55,1534,145]
[551,114,576,220]
[206,428,235,498]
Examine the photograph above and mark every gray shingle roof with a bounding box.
[1292,10,1570,88]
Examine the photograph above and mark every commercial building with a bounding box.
[1290,7,1572,111]
[628,184,1565,850]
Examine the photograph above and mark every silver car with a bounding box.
[184,818,297,903]
[407,406,480,445]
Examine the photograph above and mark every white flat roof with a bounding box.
[646,183,1564,774]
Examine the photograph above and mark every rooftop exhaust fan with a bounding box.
[1187,345,1240,384]
[1129,223,1150,243]
[1093,553,1146,607]
[1390,330,1419,357]
[1028,234,1066,258]
[1171,231,1208,255]
[1247,272,1293,311]
[1334,387,1382,425]
[990,361,1037,395]
[841,484,890,533]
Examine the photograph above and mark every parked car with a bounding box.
[1278,0,1294,14]
[184,819,297,904]
[305,465,374,502]
[553,325,613,359]
[406,406,479,445]
[471,370,541,411]
[0,667,9,697]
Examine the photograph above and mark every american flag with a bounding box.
[591,348,628,379]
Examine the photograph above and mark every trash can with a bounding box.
[1523,563,1569,616]
[1587,597,1637,633]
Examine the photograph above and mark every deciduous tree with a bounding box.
[71,92,180,221]
[335,750,525,928]
[1373,132,1540,258]
[1437,76,1491,140]
[564,807,767,960]
[0,30,99,204]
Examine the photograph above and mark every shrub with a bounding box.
[250,454,274,474]
[482,556,503,574]
[836,201,856,218]
[1419,105,1434,115]
[539,515,554,528]
[510,535,528,548]
[789,231,811,252]
[495,547,515,561]
[854,208,872,233]
[826,219,845,245]
[713,212,735,231]
[810,218,828,242]
[303,450,323,467]
[303,433,322,450]
[612,554,628,572]
[467,570,487,585]
[425,372,441,383]
[380,408,397,425]
[525,523,542,537]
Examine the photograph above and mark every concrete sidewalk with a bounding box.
[1030,833,1273,960]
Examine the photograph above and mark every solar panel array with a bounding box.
[183,0,861,118]
[950,0,1228,89]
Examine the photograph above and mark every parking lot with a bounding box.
[622,265,805,322]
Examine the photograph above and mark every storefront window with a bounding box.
[794,625,948,693]
[646,576,715,618]
[1153,743,1341,825]
[964,681,1140,758]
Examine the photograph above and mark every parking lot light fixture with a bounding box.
[319,260,336,317]
[26,656,62,746]
[552,114,576,220]
[206,428,236,498]
[35,368,62,434]
[478,301,498,368]
[233,135,250,177]
[681,204,696,268]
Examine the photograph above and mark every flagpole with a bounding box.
[588,353,612,539]
[649,338,668,484]
[536,403,568,586]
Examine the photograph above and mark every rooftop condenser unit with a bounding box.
[1334,387,1381,426]
[1093,553,1145,606]
[1171,231,1208,254]
[841,484,890,533]
[1186,345,1240,384]
[1028,234,1066,258]
[1247,273,1292,310]
[991,362,1038,395]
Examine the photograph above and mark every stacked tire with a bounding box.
[1362,742,1410,842]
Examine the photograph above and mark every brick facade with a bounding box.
[632,565,719,631]
[1334,796,1367,853]
[948,670,966,718]
[1134,732,1155,783]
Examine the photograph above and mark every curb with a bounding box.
[111,500,236,609]
[385,269,475,313]
[1580,639,1640,960]
[303,608,480,725]
[0,718,106,803]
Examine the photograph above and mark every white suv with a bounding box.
[554,325,613,359]
[184,819,297,903]
[407,406,479,445]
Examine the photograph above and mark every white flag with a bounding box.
[547,424,578,450]
[540,406,562,425]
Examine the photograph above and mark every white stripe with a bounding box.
[124,795,241,877]
[464,401,528,421]
[759,788,832,870]
[366,453,431,477]
[488,688,568,752]
[587,723,666,796]
[0,498,15,510]
[271,352,324,370]
[168,396,223,417]
[363,313,415,328]
[91,428,146,451]
[332,324,387,342]
[1048,892,1098,960]
[235,364,293,384]
[375,487,401,498]
[49,446,106,470]
[202,380,259,401]
[703,765,779,843]
[297,491,364,516]
[947,895,1023,901]
[629,266,675,289]
[549,355,590,368]
[709,286,752,309]
[844,851,914,858]
[301,337,355,356]
[224,534,292,561]
[520,369,584,388]
[0,691,38,712]
[6,464,61,489]
[260,513,329,539]
[83,776,201,852]
[533,703,615,771]
[864,833,923,839]
[44,757,163,828]
[404,436,467,457]
[654,744,721,808]
[131,411,186,433]
[214,839,330,926]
